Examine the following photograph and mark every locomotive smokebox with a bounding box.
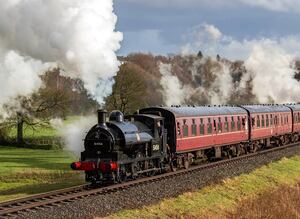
[97,109,107,127]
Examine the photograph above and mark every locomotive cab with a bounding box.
[125,114,167,156]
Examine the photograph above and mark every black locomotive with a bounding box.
[71,110,168,184]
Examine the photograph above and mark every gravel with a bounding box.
[16,145,300,219]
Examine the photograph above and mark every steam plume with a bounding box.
[0,0,123,104]
[52,116,96,156]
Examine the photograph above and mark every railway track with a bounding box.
[1,142,299,218]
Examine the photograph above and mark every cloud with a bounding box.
[121,0,300,13]
[120,0,235,8]
[240,0,300,13]
[182,23,300,60]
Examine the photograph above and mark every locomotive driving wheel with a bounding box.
[170,158,177,172]
[117,164,127,183]
[146,159,156,176]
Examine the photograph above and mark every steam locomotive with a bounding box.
[71,104,300,184]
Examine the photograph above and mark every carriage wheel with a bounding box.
[184,159,189,169]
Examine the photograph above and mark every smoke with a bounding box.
[242,41,300,103]
[0,0,122,105]
[159,62,192,105]
[159,59,233,106]
[0,51,53,108]
[182,24,222,56]
[52,116,96,156]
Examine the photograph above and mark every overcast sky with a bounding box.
[114,0,300,59]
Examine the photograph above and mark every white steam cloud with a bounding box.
[242,42,300,103]
[0,0,122,105]
[159,63,191,105]
[52,116,96,156]
[0,51,52,107]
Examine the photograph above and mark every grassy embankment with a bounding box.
[0,116,85,202]
[105,156,300,219]
[0,146,84,202]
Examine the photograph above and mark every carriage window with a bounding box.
[183,120,188,137]
[200,118,205,135]
[298,113,300,123]
[261,115,265,127]
[257,115,260,127]
[252,117,255,127]
[237,116,241,131]
[177,122,181,136]
[287,115,289,124]
[207,118,212,134]
[224,117,229,132]
[270,114,273,126]
[295,114,298,124]
[281,115,283,125]
[218,117,222,132]
[192,119,197,136]
[266,115,269,127]
[231,116,235,131]
[242,118,246,127]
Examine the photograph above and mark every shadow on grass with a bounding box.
[1,157,74,170]
[0,180,84,197]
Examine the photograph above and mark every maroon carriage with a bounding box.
[140,106,249,159]
[242,105,292,146]
[286,104,300,141]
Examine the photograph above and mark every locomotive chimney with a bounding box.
[97,109,107,127]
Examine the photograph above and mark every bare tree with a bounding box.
[106,63,148,114]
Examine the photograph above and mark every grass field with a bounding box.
[0,146,84,202]
[104,156,300,219]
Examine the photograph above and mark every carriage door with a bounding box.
[213,118,217,145]
[274,114,278,135]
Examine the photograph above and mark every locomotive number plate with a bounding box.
[153,144,160,151]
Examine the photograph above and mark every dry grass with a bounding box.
[229,183,300,219]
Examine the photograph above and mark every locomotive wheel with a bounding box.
[117,165,127,183]
[170,159,177,172]
[146,160,156,176]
